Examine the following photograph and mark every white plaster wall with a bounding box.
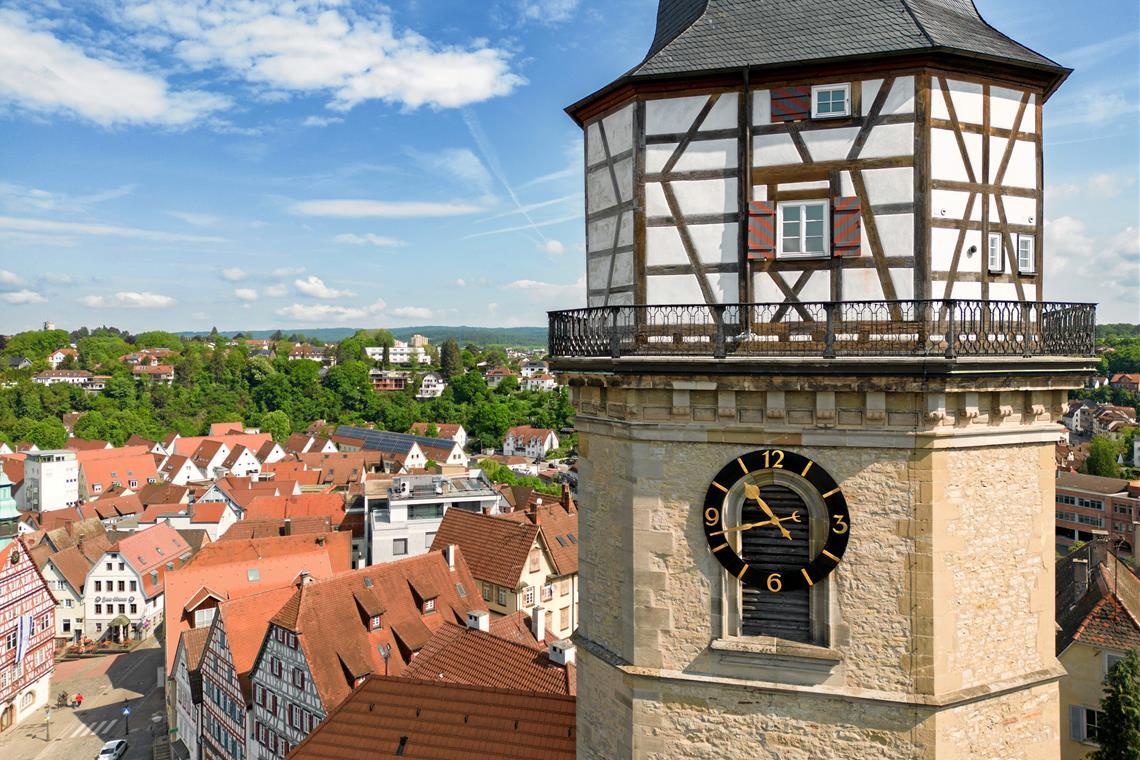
[875,213,915,257]
[586,122,605,165]
[646,272,738,305]
[859,122,914,159]
[990,86,1026,131]
[702,95,738,131]
[862,167,914,205]
[992,194,1036,226]
[843,268,883,300]
[882,76,916,115]
[889,268,914,299]
[587,214,633,253]
[989,137,1036,188]
[930,128,981,181]
[587,166,617,213]
[862,79,885,113]
[602,104,634,155]
[752,89,771,125]
[797,271,830,302]
[932,189,979,221]
[752,132,801,166]
[646,224,737,266]
[645,139,737,173]
[646,178,737,216]
[989,282,1020,301]
[800,127,860,161]
[931,228,982,272]
[777,180,829,193]
[645,94,736,135]
[947,79,984,124]
[588,252,635,289]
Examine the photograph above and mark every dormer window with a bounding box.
[369,615,382,630]
[812,83,850,118]
[422,598,436,614]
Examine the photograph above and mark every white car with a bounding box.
[96,740,128,759]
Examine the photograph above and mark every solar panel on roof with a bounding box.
[336,425,456,453]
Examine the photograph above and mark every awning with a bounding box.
[109,615,131,627]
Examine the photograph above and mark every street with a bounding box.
[0,638,167,760]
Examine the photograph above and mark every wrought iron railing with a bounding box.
[548,300,1096,359]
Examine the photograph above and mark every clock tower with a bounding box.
[554,2,1096,758]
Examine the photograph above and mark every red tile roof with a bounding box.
[66,438,111,451]
[409,423,464,439]
[297,452,381,487]
[216,584,299,698]
[209,422,245,436]
[217,517,334,540]
[499,503,579,577]
[244,494,346,525]
[402,623,575,695]
[76,446,159,494]
[430,509,539,589]
[172,433,273,458]
[270,550,485,711]
[287,676,575,760]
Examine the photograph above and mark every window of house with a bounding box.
[369,615,382,630]
[5,632,16,650]
[528,549,541,573]
[292,668,305,690]
[130,581,137,592]
[1017,234,1035,273]
[811,83,850,118]
[482,582,492,602]
[1105,652,1125,676]
[64,599,73,608]
[130,603,137,614]
[393,539,408,557]
[95,581,102,592]
[423,598,436,614]
[561,579,571,596]
[287,632,297,649]
[118,562,124,571]
[118,604,126,614]
[118,581,125,592]
[62,619,71,633]
[560,607,569,629]
[497,587,507,607]
[778,202,828,257]
[523,586,536,607]
[541,584,554,602]
[271,657,282,678]
[988,232,1004,272]
[94,604,102,615]
[1070,705,1103,743]
[96,623,102,632]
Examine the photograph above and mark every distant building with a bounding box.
[132,364,175,384]
[0,539,55,735]
[484,367,516,388]
[287,345,335,366]
[33,369,91,386]
[520,359,550,378]
[366,338,431,365]
[1055,472,1140,552]
[408,423,468,450]
[335,426,470,470]
[368,369,409,392]
[7,356,31,371]
[47,348,77,369]
[522,373,558,392]
[503,426,559,460]
[1110,373,1140,391]
[416,372,446,399]
[23,450,80,512]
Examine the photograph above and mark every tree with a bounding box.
[1086,436,1123,478]
[440,338,462,379]
[29,418,68,449]
[1090,649,1140,760]
[261,410,292,441]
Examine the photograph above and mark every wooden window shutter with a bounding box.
[747,200,777,260]
[771,86,811,122]
[832,197,861,257]
[1068,705,1085,741]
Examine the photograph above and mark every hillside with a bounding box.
[174,325,548,347]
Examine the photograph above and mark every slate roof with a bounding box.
[402,623,575,695]
[287,676,576,760]
[635,0,1061,77]
[430,509,540,589]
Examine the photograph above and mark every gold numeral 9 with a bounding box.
[832,515,848,534]
[766,573,783,592]
[704,507,720,526]
[761,450,785,469]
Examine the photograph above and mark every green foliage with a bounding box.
[28,418,68,449]
[479,459,562,496]
[77,336,131,369]
[440,338,462,380]
[1085,437,1124,478]
[1098,324,1140,340]
[1090,649,1140,760]
[133,331,185,351]
[260,410,292,441]
[2,330,70,359]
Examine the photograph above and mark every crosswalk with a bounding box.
[58,717,122,740]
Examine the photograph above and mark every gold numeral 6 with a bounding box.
[766,573,783,592]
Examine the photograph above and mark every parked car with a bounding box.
[96,740,128,759]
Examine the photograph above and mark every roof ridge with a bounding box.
[897,0,934,47]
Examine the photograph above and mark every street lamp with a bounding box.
[45,707,51,741]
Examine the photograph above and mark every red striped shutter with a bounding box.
[746,200,777,260]
[832,197,861,257]
[771,86,811,122]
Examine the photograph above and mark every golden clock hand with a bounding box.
[708,520,767,537]
[754,496,792,540]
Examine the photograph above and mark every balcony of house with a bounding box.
[548,300,1096,364]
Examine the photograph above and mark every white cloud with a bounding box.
[410,148,493,197]
[0,10,229,127]
[1087,173,1134,198]
[220,267,248,282]
[276,300,387,323]
[454,278,466,287]
[517,0,581,24]
[111,0,524,111]
[0,289,45,304]
[272,266,305,278]
[264,284,288,297]
[0,181,135,215]
[169,211,221,227]
[390,306,432,319]
[1045,217,1139,319]
[234,288,258,302]
[0,269,21,285]
[79,291,175,308]
[333,233,406,247]
[540,239,566,256]
[464,212,581,240]
[294,275,354,299]
[0,215,225,243]
[301,115,343,127]
[289,199,485,218]
[504,275,585,301]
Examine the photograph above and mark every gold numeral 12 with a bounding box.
[762,450,784,469]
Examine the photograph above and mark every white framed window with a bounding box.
[497,587,507,607]
[779,201,829,257]
[1017,234,1035,273]
[811,83,850,118]
[524,586,536,607]
[1105,651,1125,677]
[987,232,1004,272]
[1070,705,1102,744]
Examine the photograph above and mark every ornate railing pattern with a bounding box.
[548,300,1096,359]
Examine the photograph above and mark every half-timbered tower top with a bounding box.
[571,0,1067,122]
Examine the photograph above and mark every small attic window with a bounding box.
[422,598,436,614]
[567,534,577,544]
[248,568,260,582]
[369,615,382,630]
[811,83,850,118]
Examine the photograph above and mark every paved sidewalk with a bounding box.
[0,637,166,760]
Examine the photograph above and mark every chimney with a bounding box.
[1072,558,1090,599]
[295,570,313,588]
[444,544,456,570]
[466,609,490,632]
[531,605,545,641]
[561,483,575,513]
[283,517,292,536]
[549,639,575,666]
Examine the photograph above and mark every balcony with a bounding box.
[548,300,1095,360]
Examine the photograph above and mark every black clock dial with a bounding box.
[702,449,849,593]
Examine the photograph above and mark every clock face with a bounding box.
[702,449,849,593]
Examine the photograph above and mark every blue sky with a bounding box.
[0,0,1136,333]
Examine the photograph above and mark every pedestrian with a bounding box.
[74,693,83,709]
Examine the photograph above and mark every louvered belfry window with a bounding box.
[740,484,811,642]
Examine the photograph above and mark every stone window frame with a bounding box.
[716,469,837,648]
